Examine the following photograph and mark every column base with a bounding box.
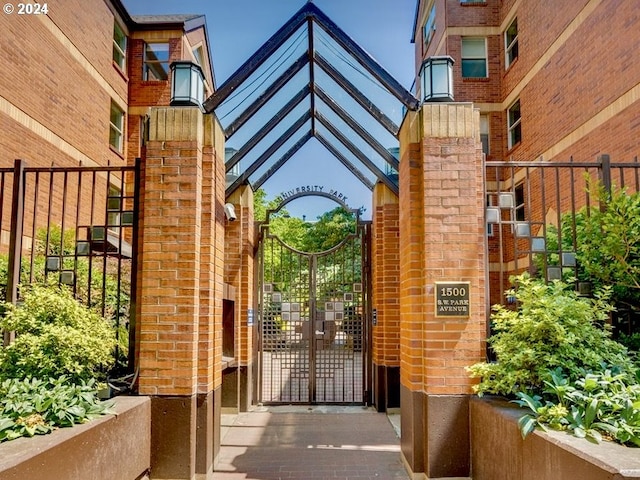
[400,386,470,478]
[373,364,400,412]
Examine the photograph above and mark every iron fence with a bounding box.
[485,154,640,337]
[1,159,140,375]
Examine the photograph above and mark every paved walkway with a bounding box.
[213,406,409,480]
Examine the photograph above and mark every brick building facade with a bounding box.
[413,0,640,164]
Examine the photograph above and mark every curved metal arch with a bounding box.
[266,190,358,220]
[263,228,360,257]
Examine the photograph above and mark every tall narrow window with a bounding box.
[507,99,521,149]
[505,18,518,68]
[480,115,489,156]
[461,37,487,78]
[112,22,127,70]
[109,101,124,153]
[422,4,436,49]
[143,42,170,81]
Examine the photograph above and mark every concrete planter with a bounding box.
[471,396,640,480]
[0,396,151,480]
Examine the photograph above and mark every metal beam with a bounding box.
[203,4,310,112]
[226,111,312,197]
[314,85,399,171]
[224,54,309,140]
[315,133,375,191]
[316,113,398,195]
[226,85,311,173]
[224,54,309,139]
[305,2,419,111]
[315,53,399,137]
[252,131,314,191]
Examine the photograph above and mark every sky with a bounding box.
[123,0,418,220]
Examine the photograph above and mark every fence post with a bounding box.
[4,159,25,346]
[598,153,612,198]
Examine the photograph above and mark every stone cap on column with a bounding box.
[148,107,204,142]
[422,103,479,140]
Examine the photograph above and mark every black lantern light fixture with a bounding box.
[420,55,455,103]
[170,61,205,107]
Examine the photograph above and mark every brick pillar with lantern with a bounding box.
[398,103,487,478]
[136,106,225,479]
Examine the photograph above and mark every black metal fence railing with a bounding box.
[1,159,140,374]
[485,154,640,338]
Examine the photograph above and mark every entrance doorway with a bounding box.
[257,206,371,404]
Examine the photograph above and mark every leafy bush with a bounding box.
[0,285,116,383]
[467,274,633,396]
[514,368,640,446]
[0,377,114,442]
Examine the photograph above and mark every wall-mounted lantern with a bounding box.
[420,55,455,103]
[170,61,205,107]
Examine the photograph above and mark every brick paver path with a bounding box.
[213,406,409,480]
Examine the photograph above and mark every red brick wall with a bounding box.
[0,7,127,169]
[372,185,400,367]
[506,0,640,162]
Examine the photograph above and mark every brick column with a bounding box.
[223,186,255,412]
[399,103,487,478]
[371,183,400,411]
[137,107,224,480]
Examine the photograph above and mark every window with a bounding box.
[109,101,124,153]
[461,37,487,78]
[480,115,489,156]
[507,99,521,149]
[505,18,518,68]
[422,4,436,49]
[192,46,204,67]
[112,22,126,70]
[143,42,169,81]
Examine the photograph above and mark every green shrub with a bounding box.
[0,285,116,383]
[467,274,634,396]
[0,377,114,442]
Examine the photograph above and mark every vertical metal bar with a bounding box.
[60,171,69,258]
[0,172,5,244]
[554,166,562,276]
[309,254,317,404]
[128,159,142,374]
[101,171,111,317]
[74,170,83,298]
[29,172,40,283]
[87,171,97,309]
[569,158,579,280]
[44,170,55,282]
[539,167,548,281]
[599,154,612,204]
[5,159,26,346]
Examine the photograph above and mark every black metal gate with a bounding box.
[257,220,370,404]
